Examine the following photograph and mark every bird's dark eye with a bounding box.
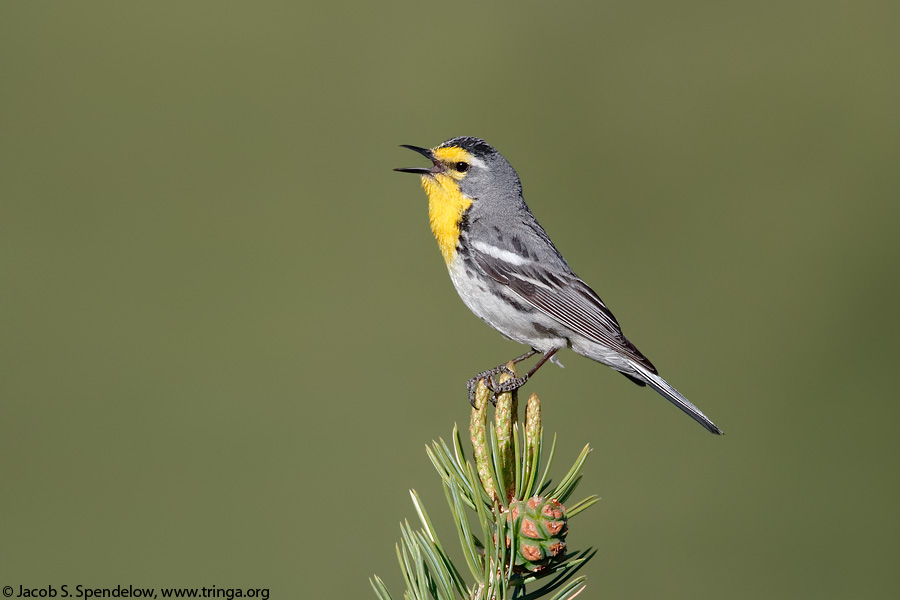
[455,161,470,173]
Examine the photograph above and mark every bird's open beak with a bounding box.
[394,145,443,174]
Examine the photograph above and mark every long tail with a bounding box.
[631,363,723,435]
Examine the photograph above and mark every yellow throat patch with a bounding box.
[420,146,474,263]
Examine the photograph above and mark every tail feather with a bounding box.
[631,363,723,435]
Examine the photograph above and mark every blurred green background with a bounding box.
[2,1,898,598]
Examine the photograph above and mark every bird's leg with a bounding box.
[467,349,538,406]
[490,348,559,396]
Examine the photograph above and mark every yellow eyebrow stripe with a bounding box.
[432,146,473,164]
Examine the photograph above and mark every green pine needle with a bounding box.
[372,385,597,599]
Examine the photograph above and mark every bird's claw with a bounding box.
[467,367,529,407]
[492,375,528,394]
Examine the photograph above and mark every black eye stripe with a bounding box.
[455,161,470,173]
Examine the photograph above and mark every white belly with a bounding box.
[446,254,568,353]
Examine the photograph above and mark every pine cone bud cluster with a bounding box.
[502,496,568,573]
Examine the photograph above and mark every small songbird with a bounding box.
[396,137,722,434]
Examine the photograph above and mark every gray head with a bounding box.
[394,136,523,205]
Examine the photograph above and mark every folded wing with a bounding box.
[471,248,657,373]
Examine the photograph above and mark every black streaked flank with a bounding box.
[455,211,475,258]
[498,294,534,314]
[532,321,564,337]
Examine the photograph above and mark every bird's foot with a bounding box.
[466,364,517,407]
[467,366,527,407]
[492,375,528,394]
